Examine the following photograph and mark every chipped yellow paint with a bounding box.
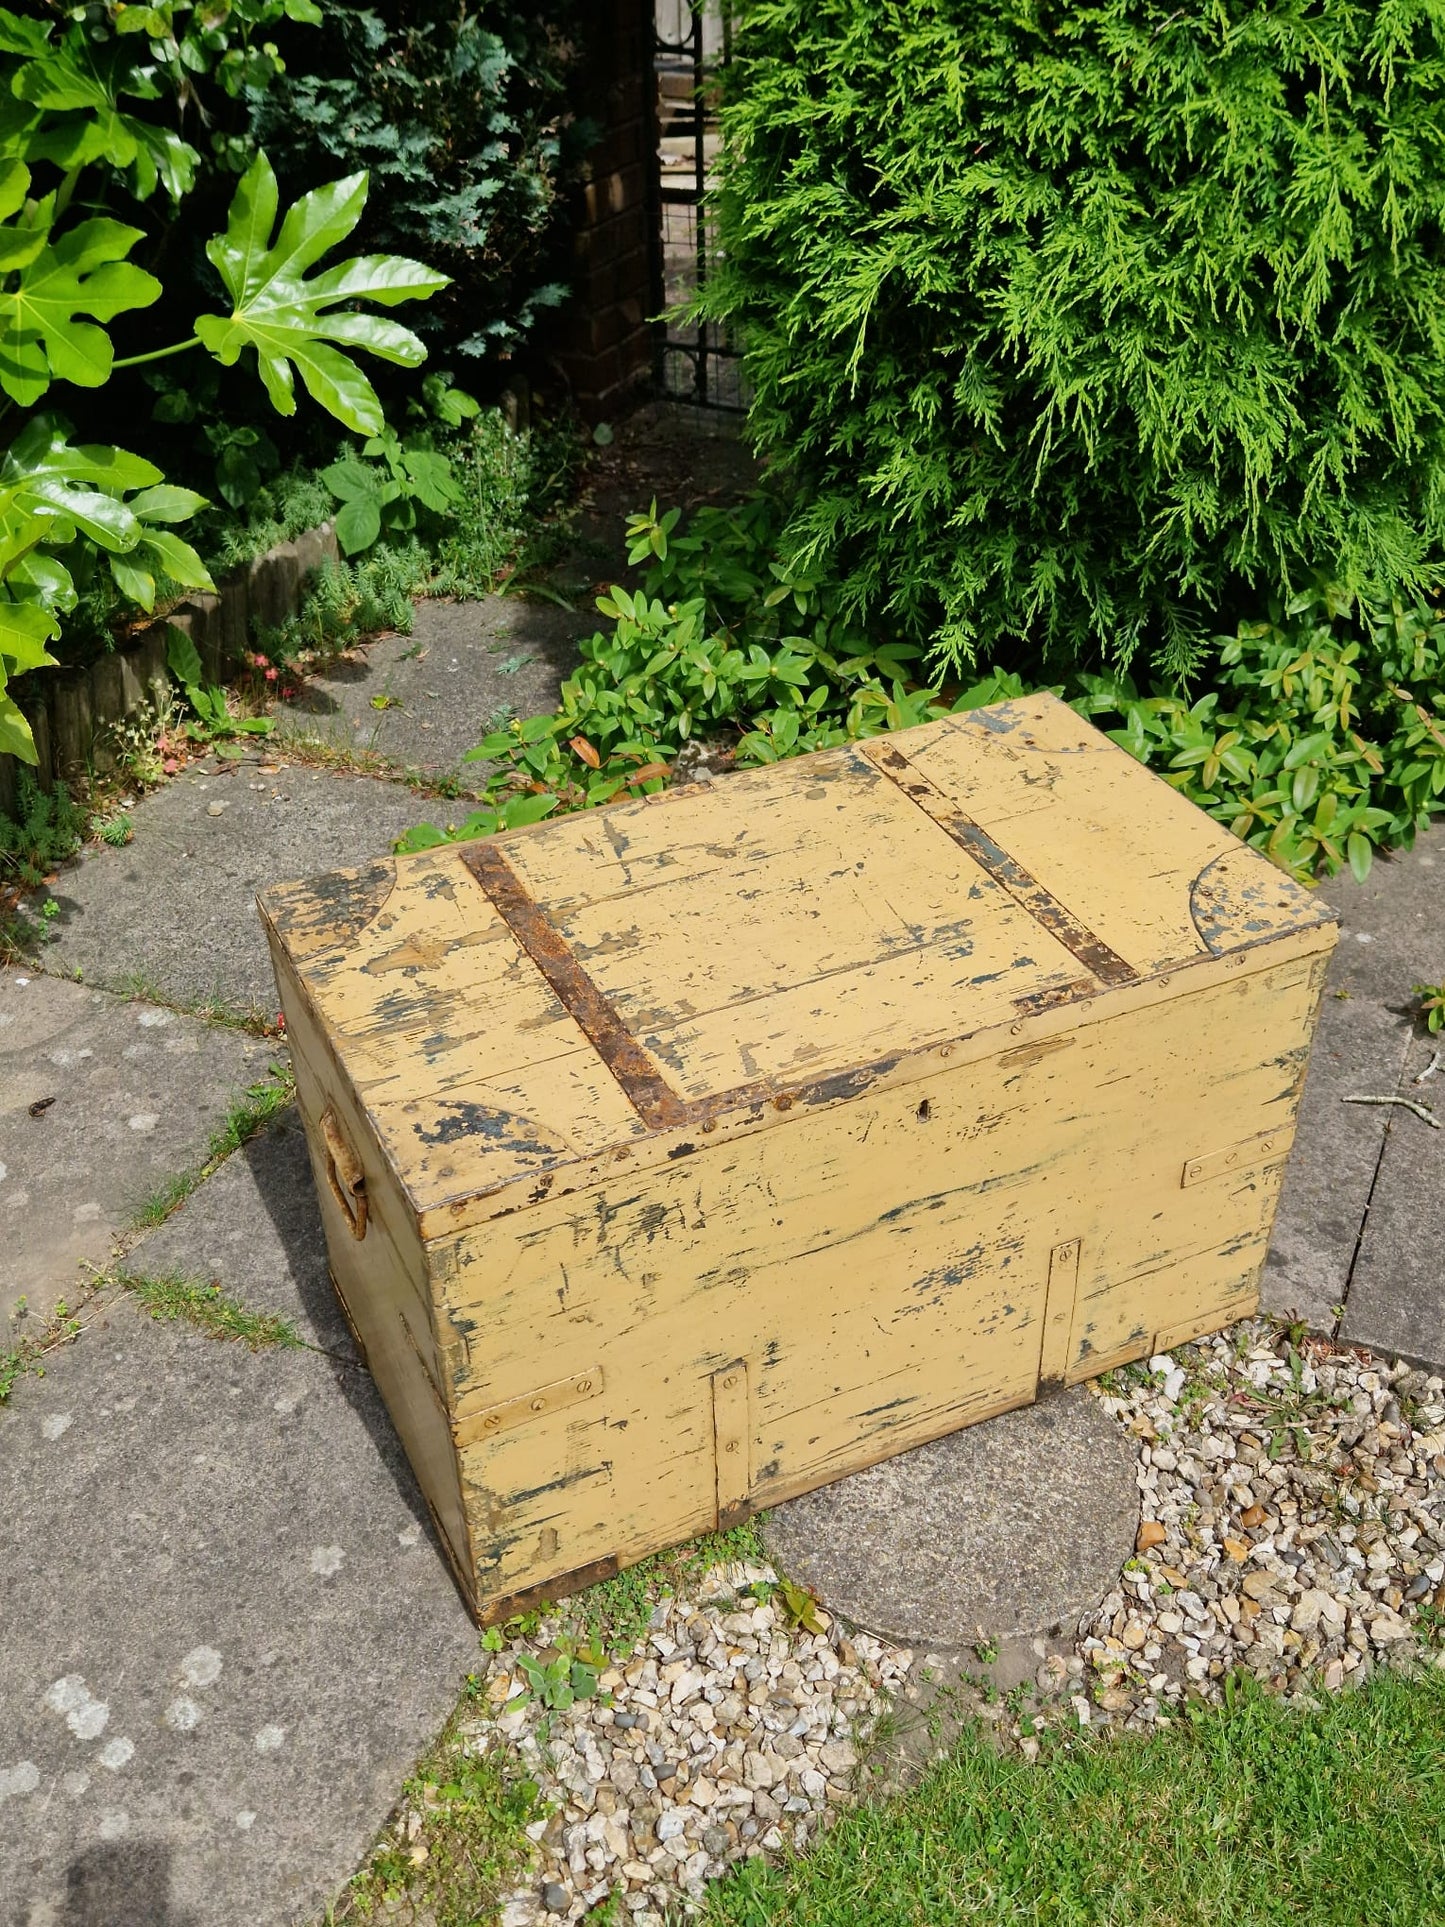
[712,1362,751,1528]
[1181,1127,1290,1188]
[260,696,1338,1622]
[452,1365,605,1449]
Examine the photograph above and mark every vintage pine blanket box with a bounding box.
[261,694,1337,1622]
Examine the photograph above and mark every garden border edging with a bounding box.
[0,521,340,815]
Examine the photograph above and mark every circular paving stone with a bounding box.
[761,1385,1140,1649]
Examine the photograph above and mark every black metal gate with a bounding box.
[652,2,745,411]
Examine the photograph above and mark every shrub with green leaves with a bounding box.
[418,497,1445,884]
[398,492,948,850]
[250,0,589,364]
[0,767,84,886]
[700,0,1445,680]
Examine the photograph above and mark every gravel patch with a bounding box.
[453,1567,906,1925]
[369,1320,1445,1921]
[1064,1320,1445,1733]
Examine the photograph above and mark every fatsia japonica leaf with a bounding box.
[5,21,198,199]
[0,418,211,643]
[195,154,449,437]
[0,216,160,405]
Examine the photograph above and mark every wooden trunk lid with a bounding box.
[259,695,1335,1230]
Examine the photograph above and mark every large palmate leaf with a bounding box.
[0,216,160,404]
[195,153,448,436]
[2,17,198,197]
[0,419,213,760]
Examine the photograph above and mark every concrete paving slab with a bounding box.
[32,760,422,1018]
[128,1107,354,1364]
[0,970,276,1328]
[0,1289,478,1927]
[1340,1029,1445,1369]
[760,1387,1139,1650]
[271,596,586,786]
[1265,830,1441,1328]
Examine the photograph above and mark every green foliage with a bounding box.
[1071,592,1445,881]
[0,1,314,200]
[0,5,445,760]
[250,1,588,365]
[261,408,577,667]
[199,460,334,574]
[270,544,428,658]
[0,1297,82,1409]
[340,1705,544,1927]
[94,809,133,847]
[402,492,949,848]
[0,765,83,884]
[320,390,473,554]
[553,1518,769,1659]
[165,624,272,742]
[514,1642,602,1712]
[1416,983,1445,1036]
[133,1062,294,1225]
[702,0,1445,681]
[194,152,447,436]
[417,499,1445,885]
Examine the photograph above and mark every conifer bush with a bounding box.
[700,1,1445,679]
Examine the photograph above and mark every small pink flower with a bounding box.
[163,758,179,775]
[264,666,278,682]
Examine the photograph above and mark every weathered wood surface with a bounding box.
[261,694,1338,1620]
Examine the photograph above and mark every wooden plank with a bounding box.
[453,1364,605,1447]
[712,1361,751,1527]
[900,696,1332,975]
[1182,1127,1291,1188]
[1040,1238,1081,1383]
[267,931,475,1589]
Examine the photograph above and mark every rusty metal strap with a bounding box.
[863,742,1138,989]
[462,842,693,1129]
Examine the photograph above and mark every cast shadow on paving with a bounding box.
[131,1110,428,1530]
[62,1839,197,1927]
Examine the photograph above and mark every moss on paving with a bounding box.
[703,1663,1445,1927]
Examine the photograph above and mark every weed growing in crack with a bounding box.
[113,1270,301,1350]
[0,1299,84,1408]
[132,1065,294,1230]
[333,1675,546,1927]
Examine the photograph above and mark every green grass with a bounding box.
[131,1064,294,1230]
[112,973,281,1037]
[704,1665,1445,1927]
[333,1673,545,1927]
[553,1516,770,1657]
[113,1270,301,1351]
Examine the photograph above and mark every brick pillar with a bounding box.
[552,0,657,421]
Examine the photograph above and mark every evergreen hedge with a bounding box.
[700,0,1445,678]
